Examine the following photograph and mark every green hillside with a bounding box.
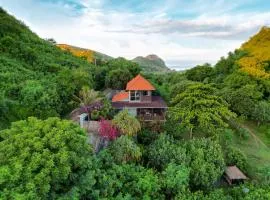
[1,6,270,199]
[0,8,94,129]
[133,54,171,73]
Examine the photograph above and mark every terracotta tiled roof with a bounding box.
[112,92,129,102]
[112,96,167,108]
[126,74,155,91]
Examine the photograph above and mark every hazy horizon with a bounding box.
[1,0,270,69]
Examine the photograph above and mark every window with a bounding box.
[130,91,140,101]
[143,91,149,96]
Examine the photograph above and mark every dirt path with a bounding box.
[241,124,269,149]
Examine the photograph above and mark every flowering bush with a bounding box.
[98,118,118,140]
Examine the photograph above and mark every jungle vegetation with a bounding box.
[0,8,270,200]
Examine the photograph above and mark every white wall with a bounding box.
[127,108,137,116]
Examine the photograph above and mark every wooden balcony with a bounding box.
[137,108,166,121]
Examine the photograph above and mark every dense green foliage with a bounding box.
[93,163,161,199]
[185,138,225,190]
[108,135,142,164]
[105,68,133,89]
[185,63,213,82]
[0,8,142,129]
[169,84,236,137]
[0,8,270,200]
[161,163,190,198]
[0,117,95,199]
[146,134,187,170]
[225,146,248,172]
[91,57,141,90]
[0,8,95,129]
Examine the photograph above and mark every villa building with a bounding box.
[111,74,167,121]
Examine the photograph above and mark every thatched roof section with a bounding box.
[225,166,248,180]
[69,107,85,123]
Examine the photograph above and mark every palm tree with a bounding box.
[74,86,102,113]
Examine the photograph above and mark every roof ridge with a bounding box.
[126,74,155,90]
[126,74,141,90]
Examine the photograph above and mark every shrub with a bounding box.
[137,129,159,146]
[98,118,118,141]
[238,128,250,140]
[185,138,225,190]
[109,135,142,164]
[147,120,164,133]
[161,163,190,198]
[112,109,141,136]
[90,109,100,120]
[218,128,234,146]
[146,134,187,170]
[225,146,248,172]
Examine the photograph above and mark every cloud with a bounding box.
[1,0,269,70]
[106,12,270,40]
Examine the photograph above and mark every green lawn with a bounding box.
[231,121,270,181]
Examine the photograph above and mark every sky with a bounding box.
[1,0,270,70]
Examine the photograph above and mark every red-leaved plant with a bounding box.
[98,118,118,140]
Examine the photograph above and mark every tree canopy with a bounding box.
[0,7,270,200]
[185,63,213,82]
[169,84,236,137]
[185,138,225,190]
[0,117,95,199]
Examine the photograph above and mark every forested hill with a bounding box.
[0,8,142,129]
[1,6,270,199]
[0,8,95,129]
[132,54,171,73]
[57,44,113,63]
[238,26,270,78]
[57,44,170,73]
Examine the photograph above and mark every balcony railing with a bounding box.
[138,114,166,121]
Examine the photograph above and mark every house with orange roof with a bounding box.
[112,74,167,121]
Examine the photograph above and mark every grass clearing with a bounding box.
[231,121,270,181]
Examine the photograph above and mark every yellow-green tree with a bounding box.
[112,109,141,136]
[57,44,94,63]
[238,27,270,79]
[169,84,236,138]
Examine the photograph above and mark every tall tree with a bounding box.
[105,68,132,89]
[169,84,236,138]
